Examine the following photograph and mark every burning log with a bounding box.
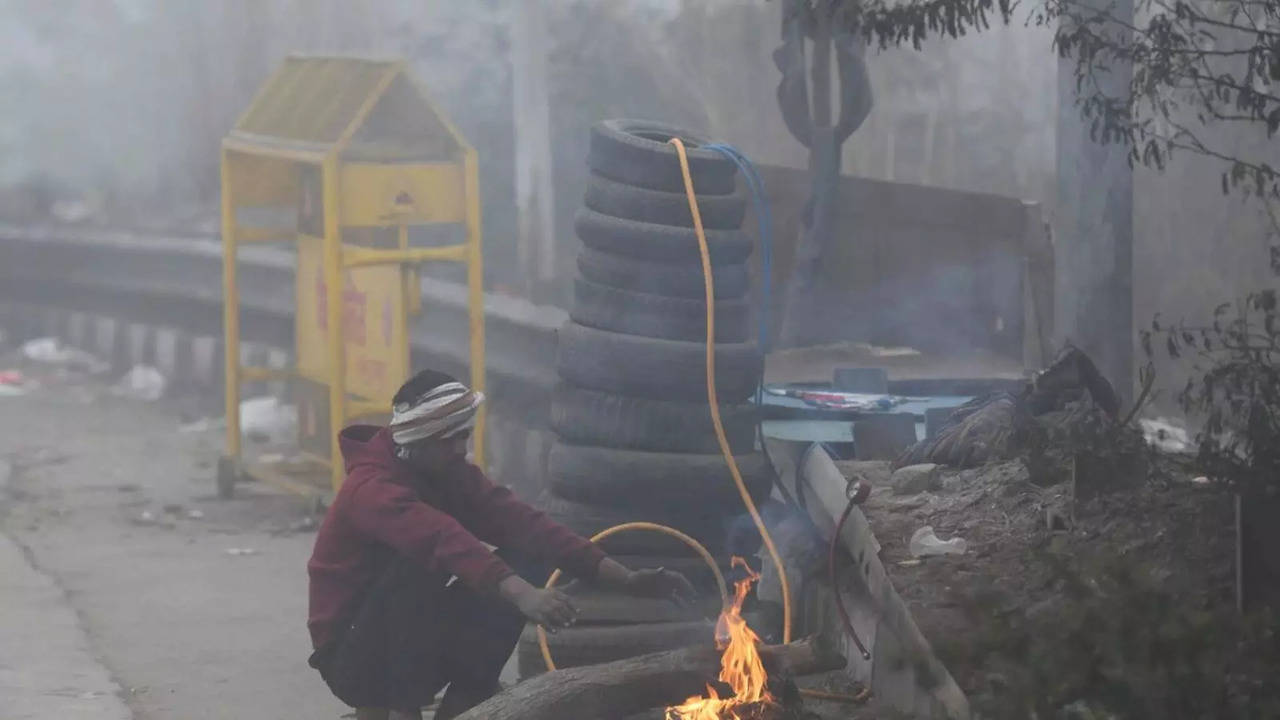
[666,559,778,719]
[453,636,845,720]
[459,558,843,720]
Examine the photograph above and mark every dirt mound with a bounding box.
[844,456,1237,717]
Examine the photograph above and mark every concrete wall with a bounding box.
[1132,129,1280,416]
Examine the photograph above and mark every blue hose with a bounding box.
[705,144,772,356]
[705,143,773,419]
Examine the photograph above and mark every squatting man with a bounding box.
[307,369,696,719]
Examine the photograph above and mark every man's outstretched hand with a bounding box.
[498,576,579,633]
[624,567,698,606]
[596,557,697,606]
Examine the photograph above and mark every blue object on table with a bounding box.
[759,383,975,458]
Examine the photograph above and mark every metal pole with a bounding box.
[220,148,242,461]
[464,148,487,469]
[399,221,421,317]
[322,156,346,492]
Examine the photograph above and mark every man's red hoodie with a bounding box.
[306,425,605,649]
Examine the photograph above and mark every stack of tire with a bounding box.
[518,119,772,676]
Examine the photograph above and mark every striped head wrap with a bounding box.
[389,381,484,445]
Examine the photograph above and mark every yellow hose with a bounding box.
[668,138,792,645]
[538,521,729,671]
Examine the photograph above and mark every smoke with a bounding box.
[0,0,1058,298]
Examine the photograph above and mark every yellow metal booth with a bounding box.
[217,56,486,499]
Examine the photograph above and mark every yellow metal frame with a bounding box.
[220,57,487,498]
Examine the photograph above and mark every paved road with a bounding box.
[0,381,348,719]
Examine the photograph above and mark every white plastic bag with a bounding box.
[240,396,297,445]
[112,365,167,401]
[21,337,109,374]
[909,526,968,557]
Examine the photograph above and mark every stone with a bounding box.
[891,463,942,495]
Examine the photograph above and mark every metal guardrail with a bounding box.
[0,223,565,411]
[766,437,971,719]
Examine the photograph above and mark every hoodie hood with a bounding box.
[338,425,398,476]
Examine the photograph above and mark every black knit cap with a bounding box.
[392,369,459,408]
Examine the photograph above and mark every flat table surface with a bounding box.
[759,393,976,449]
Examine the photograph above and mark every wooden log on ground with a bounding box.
[456,636,844,720]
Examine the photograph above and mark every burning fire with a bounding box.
[666,557,775,720]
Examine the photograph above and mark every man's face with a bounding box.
[400,431,470,473]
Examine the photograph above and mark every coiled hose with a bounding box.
[537,522,729,671]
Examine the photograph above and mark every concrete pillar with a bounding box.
[126,323,152,368]
[511,0,557,301]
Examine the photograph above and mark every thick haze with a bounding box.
[0,1,1054,227]
[0,0,1269,390]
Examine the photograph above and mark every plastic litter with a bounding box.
[225,547,260,557]
[187,509,205,520]
[22,337,68,363]
[765,385,905,411]
[21,337,110,374]
[111,365,167,401]
[240,396,297,445]
[1139,417,1190,454]
[177,398,295,440]
[0,370,37,398]
[909,525,968,557]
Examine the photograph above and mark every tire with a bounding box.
[549,384,757,454]
[536,493,730,556]
[576,247,749,300]
[554,586,714,624]
[517,620,712,676]
[575,209,753,265]
[586,119,736,195]
[556,322,762,402]
[547,442,773,510]
[570,276,749,343]
[583,172,746,230]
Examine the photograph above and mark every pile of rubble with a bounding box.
[840,347,1237,716]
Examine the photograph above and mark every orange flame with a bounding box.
[666,557,775,720]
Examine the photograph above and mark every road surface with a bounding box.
[0,378,349,719]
